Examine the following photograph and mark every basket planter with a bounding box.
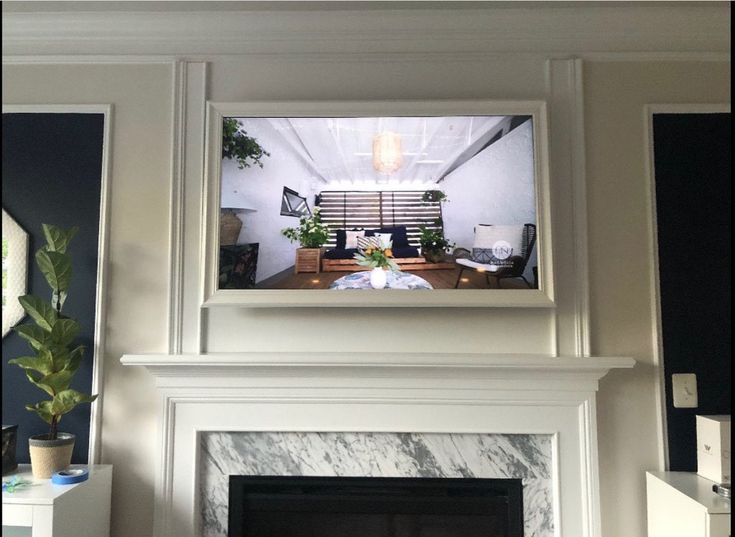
[29,433,75,479]
[294,248,321,274]
[220,210,243,246]
[422,248,445,264]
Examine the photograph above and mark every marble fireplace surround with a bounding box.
[122,352,634,537]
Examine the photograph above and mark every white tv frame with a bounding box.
[202,100,554,308]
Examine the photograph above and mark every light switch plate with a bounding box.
[672,373,698,408]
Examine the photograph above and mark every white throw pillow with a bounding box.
[473,225,524,258]
[374,232,392,248]
[345,229,365,249]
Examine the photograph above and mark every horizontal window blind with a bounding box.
[318,191,443,248]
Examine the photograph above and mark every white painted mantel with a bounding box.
[122,352,634,537]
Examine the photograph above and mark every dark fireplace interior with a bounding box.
[229,476,523,537]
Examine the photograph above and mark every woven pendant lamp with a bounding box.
[372,131,402,174]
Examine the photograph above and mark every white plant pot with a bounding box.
[369,267,388,289]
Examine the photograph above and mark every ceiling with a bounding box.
[236,115,514,186]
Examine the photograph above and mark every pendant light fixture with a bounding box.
[372,131,402,174]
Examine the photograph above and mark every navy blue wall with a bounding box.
[2,113,104,464]
[653,113,731,471]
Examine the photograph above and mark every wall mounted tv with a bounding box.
[204,101,553,308]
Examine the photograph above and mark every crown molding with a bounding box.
[2,5,730,58]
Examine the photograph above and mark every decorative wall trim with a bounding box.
[642,103,731,471]
[182,62,208,354]
[570,59,591,357]
[122,352,634,537]
[165,60,209,355]
[2,52,731,67]
[1,103,113,465]
[168,60,186,354]
[545,59,592,356]
[2,6,729,58]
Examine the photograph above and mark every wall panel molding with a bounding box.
[1,104,112,465]
[3,5,730,58]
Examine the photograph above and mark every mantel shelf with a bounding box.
[121,352,634,387]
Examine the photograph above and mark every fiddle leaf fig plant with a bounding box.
[8,224,97,440]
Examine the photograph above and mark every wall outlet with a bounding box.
[672,373,698,408]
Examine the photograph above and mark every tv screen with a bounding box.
[218,115,539,292]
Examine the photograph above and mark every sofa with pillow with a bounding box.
[322,225,436,271]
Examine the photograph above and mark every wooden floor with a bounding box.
[257,267,532,290]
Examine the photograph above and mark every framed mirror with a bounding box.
[2,209,29,336]
[203,101,554,307]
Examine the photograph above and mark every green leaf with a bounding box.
[51,318,80,346]
[64,345,86,374]
[50,389,97,417]
[8,355,54,375]
[28,370,74,397]
[18,295,58,332]
[35,249,72,294]
[13,324,53,351]
[42,224,78,254]
[25,368,72,397]
[24,369,45,389]
[26,401,54,424]
[44,345,71,372]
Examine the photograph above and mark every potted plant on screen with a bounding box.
[281,207,330,274]
[353,240,399,289]
[418,225,455,264]
[8,225,97,478]
[222,118,270,170]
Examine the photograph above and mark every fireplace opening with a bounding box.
[228,476,523,537]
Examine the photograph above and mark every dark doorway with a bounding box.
[2,112,105,464]
[652,112,731,471]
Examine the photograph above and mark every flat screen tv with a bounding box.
[204,101,553,307]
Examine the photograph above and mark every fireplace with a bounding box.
[121,352,635,537]
[228,476,524,537]
[201,431,551,536]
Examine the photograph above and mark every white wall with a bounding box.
[220,119,315,281]
[2,63,172,537]
[441,120,536,279]
[2,5,730,537]
[585,60,731,537]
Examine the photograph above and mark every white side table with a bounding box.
[2,464,112,537]
[647,471,731,537]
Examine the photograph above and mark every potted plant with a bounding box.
[421,190,449,204]
[222,117,270,169]
[8,225,97,478]
[353,241,399,289]
[281,207,330,273]
[418,225,454,264]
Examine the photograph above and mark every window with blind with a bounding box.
[317,191,443,248]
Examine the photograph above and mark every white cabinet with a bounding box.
[2,465,112,537]
[647,471,731,537]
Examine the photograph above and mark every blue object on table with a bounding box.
[51,467,89,485]
[2,475,31,492]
